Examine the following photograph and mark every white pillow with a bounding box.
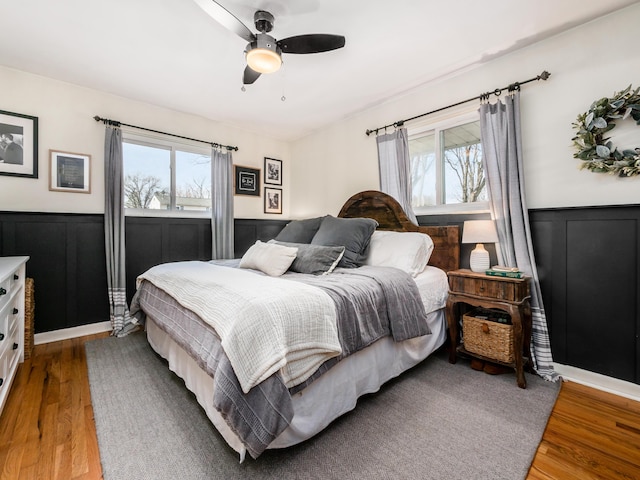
[239,240,298,277]
[363,231,434,277]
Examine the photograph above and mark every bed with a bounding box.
[131,190,459,461]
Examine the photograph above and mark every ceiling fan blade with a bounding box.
[192,0,255,43]
[243,66,261,85]
[277,34,345,54]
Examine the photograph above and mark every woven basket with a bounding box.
[24,277,35,360]
[463,312,514,363]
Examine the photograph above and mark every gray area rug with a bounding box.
[86,332,559,480]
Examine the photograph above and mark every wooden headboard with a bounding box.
[338,190,460,272]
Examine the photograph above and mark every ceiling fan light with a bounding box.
[246,48,282,74]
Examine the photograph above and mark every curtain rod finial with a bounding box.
[93,115,102,122]
[539,71,551,81]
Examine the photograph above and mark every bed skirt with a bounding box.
[146,308,447,460]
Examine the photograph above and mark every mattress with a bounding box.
[145,265,449,460]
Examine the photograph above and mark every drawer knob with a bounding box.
[13,274,19,280]
[0,287,6,296]
[482,323,490,334]
[12,308,19,315]
[0,378,3,387]
[0,333,4,341]
[12,343,18,350]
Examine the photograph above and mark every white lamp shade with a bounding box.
[462,220,498,272]
[461,220,498,244]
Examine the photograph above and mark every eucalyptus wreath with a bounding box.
[572,85,640,177]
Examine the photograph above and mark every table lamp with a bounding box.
[462,220,499,272]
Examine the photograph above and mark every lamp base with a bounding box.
[469,244,490,273]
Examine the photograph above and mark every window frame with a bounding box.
[408,110,489,215]
[122,131,213,218]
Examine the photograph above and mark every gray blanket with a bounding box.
[131,263,430,459]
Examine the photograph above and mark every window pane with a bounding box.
[442,121,486,204]
[175,150,211,211]
[409,132,437,207]
[123,142,170,210]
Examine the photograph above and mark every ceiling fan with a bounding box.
[193,0,346,85]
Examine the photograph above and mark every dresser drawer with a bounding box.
[7,321,20,370]
[0,300,10,347]
[449,274,528,302]
[0,353,7,391]
[0,308,20,391]
[0,276,11,311]
[7,294,21,334]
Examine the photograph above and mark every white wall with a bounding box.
[290,4,640,218]
[0,66,290,218]
[2,5,638,220]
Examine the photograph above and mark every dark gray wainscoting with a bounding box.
[0,212,108,334]
[0,213,287,334]
[1,207,638,385]
[529,205,640,384]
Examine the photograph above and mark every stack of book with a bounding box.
[485,265,525,278]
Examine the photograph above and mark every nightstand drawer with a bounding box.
[449,275,523,301]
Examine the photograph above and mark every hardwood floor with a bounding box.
[528,381,640,480]
[1,334,639,480]
[0,333,108,480]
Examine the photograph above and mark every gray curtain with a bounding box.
[479,91,557,381]
[376,128,418,224]
[211,148,234,259]
[104,125,136,337]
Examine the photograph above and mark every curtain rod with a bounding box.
[93,116,239,151]
[365,70,551,136]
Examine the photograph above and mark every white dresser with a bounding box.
[0,256,29,417]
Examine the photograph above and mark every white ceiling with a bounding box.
[0,0,637,142]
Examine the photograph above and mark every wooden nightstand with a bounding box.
[445,269,532,388]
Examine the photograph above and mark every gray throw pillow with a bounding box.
[274,216,326,243]
[310,215,378,268]
[269,240,346,275]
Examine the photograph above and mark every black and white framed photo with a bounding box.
[264,157,282,186]
[264,187,282,214]
[49,150,91,193]
[234,165,261,196]
[0,109,38,178]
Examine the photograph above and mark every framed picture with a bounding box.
[49,150,91,193]
[264,157,282,186]
[264,187,282,214]
[0,109,38,178]
[234,165,261,196]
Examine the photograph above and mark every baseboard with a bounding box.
[34,321,112,345]
[554,362,640,402]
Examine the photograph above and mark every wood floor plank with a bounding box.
[547,404,640,465]
[539,425,640,480]
[527,380,640,480]
[2,332,640,480]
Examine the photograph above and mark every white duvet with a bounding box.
[137,261,341,393]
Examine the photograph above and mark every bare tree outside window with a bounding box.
[410,118,486,211]
[124,174,164,208]
[444,142,486,203]
[123,140,212,213]
[176,176,211,199]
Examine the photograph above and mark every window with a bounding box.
[123,134,212,216]
[409,113,487,214]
